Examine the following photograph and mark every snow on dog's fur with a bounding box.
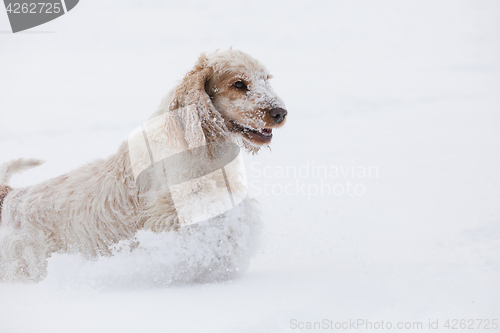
[0,49,287,283]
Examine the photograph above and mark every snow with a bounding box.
[1,0,499,332]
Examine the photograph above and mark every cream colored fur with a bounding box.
[0,49,286,283]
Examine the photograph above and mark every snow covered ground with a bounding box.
[1,1,499,332]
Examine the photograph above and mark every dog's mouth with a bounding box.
[228,120,273,144]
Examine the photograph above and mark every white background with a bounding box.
[1,1,499,332]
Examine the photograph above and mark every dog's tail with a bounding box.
[0,159,44,223]
[0,158,45,186]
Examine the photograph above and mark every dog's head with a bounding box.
[166,49,287,152]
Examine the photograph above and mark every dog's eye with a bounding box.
[233,81,247,90]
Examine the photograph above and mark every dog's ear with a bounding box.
[168,54,227,147]
[177,105,206,150]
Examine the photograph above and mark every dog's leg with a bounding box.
[0,224,54,282]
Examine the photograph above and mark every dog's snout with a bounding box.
[269,108,287,124]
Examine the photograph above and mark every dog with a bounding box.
[0,49,287,283]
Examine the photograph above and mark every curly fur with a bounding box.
[0,49,286,283]
[0,186,12,218]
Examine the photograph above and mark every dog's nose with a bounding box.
[269,108,287,124]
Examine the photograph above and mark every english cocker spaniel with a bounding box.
[0,49,287,283]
